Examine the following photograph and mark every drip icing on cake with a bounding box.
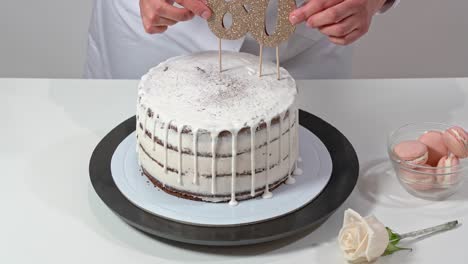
[295,109,300,172]
[163,120,171,173]
[136,114,139,153]
[144,111,148,136]
[177,124,185,184]
[211,132,218,195]
[292,109,302,176]
[192,128,199,185]
[279,113,283,166]
[285,109,296,184]
[136,51,298,204]
[152,118,158,151]
[262,120,273,199]
[229,131,239,206]
[250,125,256,197]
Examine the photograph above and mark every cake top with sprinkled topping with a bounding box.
[138,51,297,131]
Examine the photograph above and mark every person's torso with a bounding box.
[86,0,352,79]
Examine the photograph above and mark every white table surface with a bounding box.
[2,78,468,263]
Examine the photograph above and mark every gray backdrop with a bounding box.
[1,1,467,79]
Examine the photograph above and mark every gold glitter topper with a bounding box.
[207,0,296,79]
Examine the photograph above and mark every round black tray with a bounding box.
[89,110,359,246]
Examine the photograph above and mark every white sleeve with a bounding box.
[377,0,400,14]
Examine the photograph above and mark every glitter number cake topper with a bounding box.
[207,0,296,79]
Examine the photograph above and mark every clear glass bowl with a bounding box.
[387,122,467,200]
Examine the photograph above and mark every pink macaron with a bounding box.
[393,140,429,167]
[436,154,461,185]
[418,130,448,166]
[399,166,435,191]
[443,126,468,158]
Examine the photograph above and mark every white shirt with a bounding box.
[84,0,397,79]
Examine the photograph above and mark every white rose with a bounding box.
[338,209,389,263]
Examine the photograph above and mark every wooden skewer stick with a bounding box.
[218,38,222,73]
[259,44,263,77]
[276,46,280,80]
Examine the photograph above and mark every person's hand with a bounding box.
[140,0,212,34]
[289,0,387,45]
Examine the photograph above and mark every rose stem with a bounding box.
[397,220,459,241]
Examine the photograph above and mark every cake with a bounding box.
[136,51,299,206]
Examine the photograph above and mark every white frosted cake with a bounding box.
[136,51,299,206]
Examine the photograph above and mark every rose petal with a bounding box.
[364,215,389,262]
[344,209,365,226]
[339,223,359,249]
[338,232,350,249]
[353,232,369,257]
[339,228,358,251]
[349,256,369,264]
[342,232,355,250]
[357,224,367,243]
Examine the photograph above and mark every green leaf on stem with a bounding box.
[383,243,412,256]
[386,227,401,245]
[384,227,411,256]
